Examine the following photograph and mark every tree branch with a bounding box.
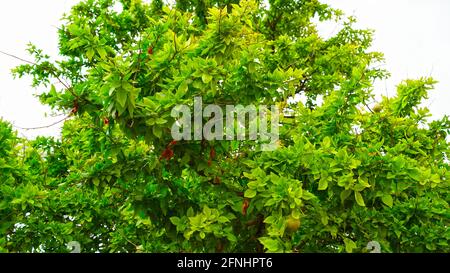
[13,114,71,131]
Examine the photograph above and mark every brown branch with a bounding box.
[13,115,71,131]
[0,50,36,65]
[363,102,374,114]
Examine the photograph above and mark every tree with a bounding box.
[2,0,448,253]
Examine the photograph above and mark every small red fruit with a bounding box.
[104,118,110,125]
[71,101,79,114]
[210,147,216,160]
[147,46,153,55]
[242,198,250,216]
[159,148,174,161]
[169,140,178,146]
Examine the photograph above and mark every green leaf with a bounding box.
[259,237,281,252]
[340,190,352,203]
[97,47,107,59]
[302,191,316,200]
[116,90,128,108]
[430,173,440,184]
[202,74,212,84]
[155,118,167,125]
[344,238,357,253]
[93,177,100,186]
[178,81,189,95]
[354,191,365,207]
[49,84,57,94]
[86,48,95,61]
[408,168,421,181]
[292,210,301,220]
[322,136,331,148]
[187,207,194,217]
[153,126,162,138]
[218,216,229,223]
[170,217,180,226]
[248,62,256,73]
[203,205,211,216]
[381,194,393,208]
[357,176,371,188]
[192,80,203,89]
[318,177,329,190]
[350,159,361,169]
[244,189,257,198]
[264,216,275,224]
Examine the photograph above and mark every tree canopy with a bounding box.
[1,0,449,253]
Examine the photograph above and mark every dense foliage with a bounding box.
[1,0,449,253]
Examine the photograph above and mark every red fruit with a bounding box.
[104,118,110,125]
[147,47,153,55]
[71,101,79,114]
[210,147,216,160]
[159,148,174,161]
[242,199,250,216]
[169,140,178,146]
[207,159,212,167]
[71,104,78,114]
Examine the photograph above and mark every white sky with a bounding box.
[0,0,449,139]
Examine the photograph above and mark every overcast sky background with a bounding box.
[0,0,449,139]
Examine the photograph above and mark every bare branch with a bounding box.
[13,115,71,131]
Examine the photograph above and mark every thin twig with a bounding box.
[0,49,78,99]
[363,102,374,114]
[0,50,36,65]
[13,115,71,130]
[117,229,138,249]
